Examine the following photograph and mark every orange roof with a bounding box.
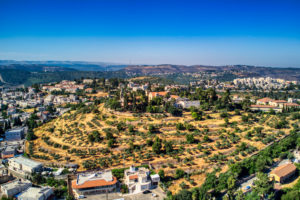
[170,95,180,99]
[2,154,14,159]
[284,103,300,107]
[271,163,296,178]
[257,97,273,102]
[251,105,276,108]
[150,92,168,97]
[272,100,287,103]
[129,175,138,180]
[72,176,117,189]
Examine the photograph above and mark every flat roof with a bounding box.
[9,156,42,168]
[18,187,53,199]
[1,179,31,191]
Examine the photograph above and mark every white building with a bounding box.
[0,179,32,198]
[72,170,117,198]
[5,127,25,141]
[176,100,200,109]
[124,166,160,194]
[8,156,43,176]
[17,186,54,200]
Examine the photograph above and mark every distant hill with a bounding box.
[1,61,300,86]
[0,60,127,71]
[0,64,77,72]
[123,64,300,81]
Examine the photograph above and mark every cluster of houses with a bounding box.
[233,77,298,90]
[0,156,54,200]
[250,97,300,112]
[42,80,85,93]
[147,91,200,109]
[71,165,160,198]
[0,154,160,199]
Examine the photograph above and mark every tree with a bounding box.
[0,127,4,138]
[148,124,156,133]
[152,136,162,154]
[158,169,165,181]
[253,172,274,199]
[106,131,114,140]
[281,190,300,200]
[186,134,195,144]
[175,169,185,179]
[176,123,185,131]
[192,111,203,120]
[164,140,174,154]
[225,175,236,200]
[26,130,37,141]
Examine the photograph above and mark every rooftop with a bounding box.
[18,187,53,199]
[271,163,296,178]
[9,156,42,168]
[250,105,277,108]
[72,171,117,189]
[257,97,273,102]
[1,179,31,191]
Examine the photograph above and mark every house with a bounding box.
[269,100,287,108]
[0,179,32,198]
[256,97,273,105]
[5,127,25,141]
[124,165,160,194]
[85,88,93,93]
[176,100,200,109]
[72,170,117,198]
[83,79,94,84]
[250,105,282,112]
[8,156,43,176]
[148,92,168,101]
[1,145,16,159]
[232,95,244,103]
[287,98,300,103]
[17,186,54,200]
[270,163,296,183]
[284,103,300,108]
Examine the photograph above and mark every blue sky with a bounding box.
[0,0,300,67]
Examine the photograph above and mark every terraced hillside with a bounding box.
[27,104,296,193]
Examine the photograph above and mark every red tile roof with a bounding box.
[251,105,276,108]
[284,103,300,107]
[150,92,168,97]
[72,177,117,189]
[257,97,273,102]
[271,163,296,178]
[272,100,287,103]
[2,154,14,159]
[170,95,180,99]
[129,175,138,180]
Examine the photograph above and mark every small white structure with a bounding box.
[176,100,200,109]
[0,179,32,198]
[8,156,43,175]
[17,186,53,200]
[124,165,160,194]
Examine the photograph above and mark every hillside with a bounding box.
[123,64,300,81]
[0,68,128,86]
[28,103,295,193]
[0,60,127,71]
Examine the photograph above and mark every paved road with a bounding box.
[85,188,166,200]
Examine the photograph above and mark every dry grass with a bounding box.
[27,105,295,193]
